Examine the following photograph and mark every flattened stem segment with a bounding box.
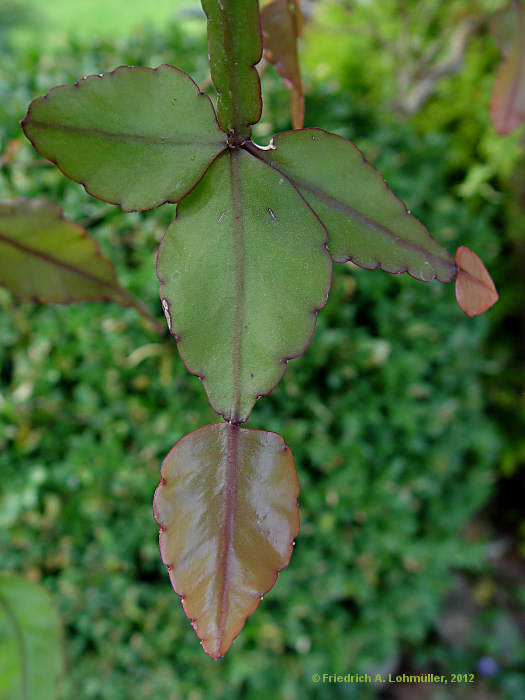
[202,0,263,143]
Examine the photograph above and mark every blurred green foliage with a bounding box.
[0,1,523,698]
[0,573,63,699]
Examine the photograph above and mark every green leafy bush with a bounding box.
[0,10,507,699]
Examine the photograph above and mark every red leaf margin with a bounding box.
[152,422,300,660]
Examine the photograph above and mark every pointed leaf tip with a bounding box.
[250,130,456,282]
[455,245,498,317]
[153,422,299,659]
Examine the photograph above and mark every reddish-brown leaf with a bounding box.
[455,246,498,317]
[261,0,305,129]
[490,0,525,134]
[153,422,299,659]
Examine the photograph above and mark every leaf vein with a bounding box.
[24,119,224,146]
[0,230,125,298]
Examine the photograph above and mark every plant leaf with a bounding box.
[0,573,63,700]
[490,0,525,135]
[491,0,517,55]
[21,65,226,211]
[201,0,262,141]
[156,147,332,423]
[261,0,305,129]
[0,198,133,305]
[455,245,498,317]
[153,422,299,659]
[246,130,457,282]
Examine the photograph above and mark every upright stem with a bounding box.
[201,0,263,144]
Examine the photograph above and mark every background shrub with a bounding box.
[1,2,522,698]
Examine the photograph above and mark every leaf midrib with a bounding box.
[243,141,457,280]
[24,119,226,146]
[229,149,244,422]
[216,423,239,655]
[216,3,242,133]
[0,230,126,300]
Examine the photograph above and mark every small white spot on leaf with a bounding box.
[161,298,172,331]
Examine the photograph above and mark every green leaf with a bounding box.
[0,574,62,700]
[261,0,305,129]
[153,422,299,659]
[246,129,457,282]
[202,0,262,141]
[157,147,332,423]
[490,0,525,135]
[0,198,133,306]
[21,65,226,212]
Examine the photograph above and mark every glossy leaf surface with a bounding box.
[153,422,299,659]
[21,65,225,211]
[0,199,132,305]
[261,0,305,129]
[202,0,262,140]
[0,574,62,700]
[157,147,331,423]
[490,0,525,134]
[249,129,457,282]
[455,245,498,317]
